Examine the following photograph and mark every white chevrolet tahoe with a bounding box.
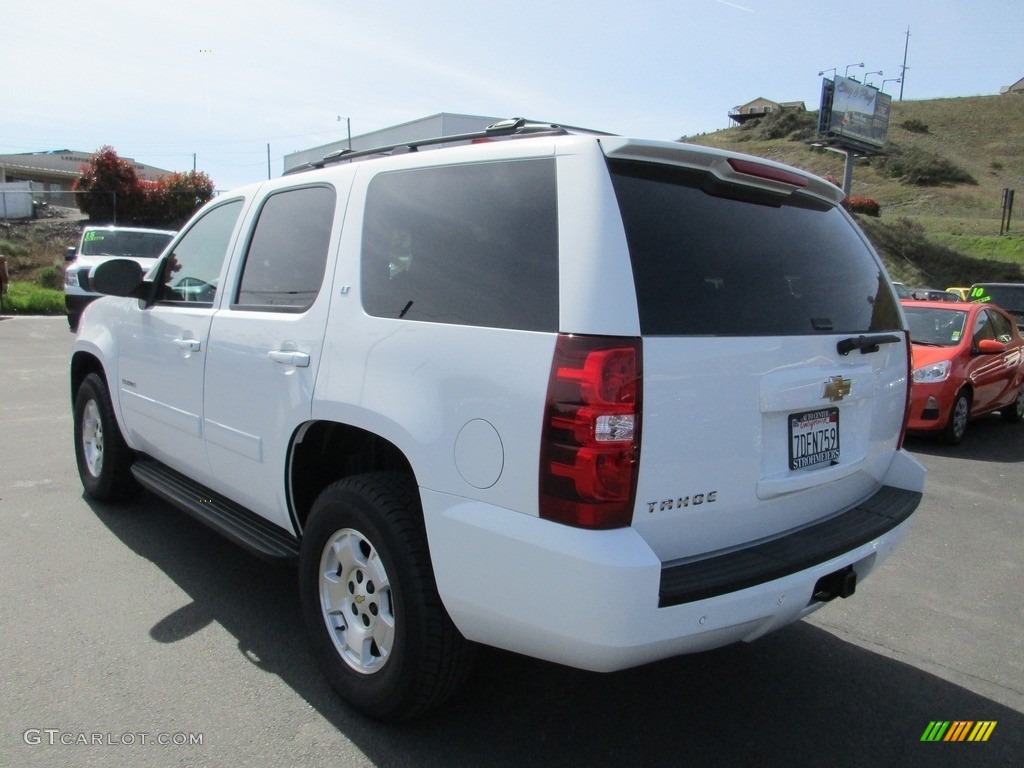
[70,119,925,721]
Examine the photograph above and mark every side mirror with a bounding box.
[976,339,1005,355]
[91,259,146,298]
[65,246,77,262]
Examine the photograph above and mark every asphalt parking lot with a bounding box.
[2,315,1021,767]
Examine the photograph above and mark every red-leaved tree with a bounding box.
[74,147,215,227]
[73,146,146,224]
[140,171,216,228]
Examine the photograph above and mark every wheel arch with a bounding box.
[288,421,417,535]
[956,383,974,410]
[70,350,108,405]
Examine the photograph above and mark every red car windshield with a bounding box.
[903,306,968,347]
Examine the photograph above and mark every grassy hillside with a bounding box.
[683,94,1024,287]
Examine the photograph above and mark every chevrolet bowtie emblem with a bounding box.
[823,376,852,402]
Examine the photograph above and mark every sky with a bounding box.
[5,0,1022,192]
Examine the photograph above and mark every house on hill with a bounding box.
[1000,76,1024,95]
[728,98,807,125]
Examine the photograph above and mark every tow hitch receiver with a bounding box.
[813,566,857,602]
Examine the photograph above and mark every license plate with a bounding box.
[789,407,840,470]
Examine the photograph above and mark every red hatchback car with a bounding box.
[902,299,1024,443]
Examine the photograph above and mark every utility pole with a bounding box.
[267,143,271,180]
[899,26,910,101]
[338,116,352,149]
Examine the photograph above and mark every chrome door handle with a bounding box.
[173,338,202,352]
[268,350,310,368]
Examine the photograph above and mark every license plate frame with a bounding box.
[789,407,840,471]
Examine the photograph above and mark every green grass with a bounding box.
[928,233,1024,263]
[1,282,66,315]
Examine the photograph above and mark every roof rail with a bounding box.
[284,118,586,175]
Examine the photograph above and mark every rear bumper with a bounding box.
[423,480,921,673]
[658,484,919,607]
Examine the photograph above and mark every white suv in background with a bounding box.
[64,225,175,329]
[69,119,925,721]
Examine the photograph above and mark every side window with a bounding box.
[235,185,336,311]
[157,200,244,305]
[972,310,998,343]
[360,158,559,332]
[989,309,1013,343]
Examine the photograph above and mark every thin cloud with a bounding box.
[713,0,755,11]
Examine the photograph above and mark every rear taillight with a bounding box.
[539,334,642,529]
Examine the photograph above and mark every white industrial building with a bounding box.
[283,113,503,174]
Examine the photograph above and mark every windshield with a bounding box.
[971,284,1024,313]
[81,230,174,258]
[903,306,968,346]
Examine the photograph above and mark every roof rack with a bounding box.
[284,117,593,175]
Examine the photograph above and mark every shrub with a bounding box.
[900,119,929,134]
[874,143,976,186]
[141,171,215,228]
[736,109,817,142]
[37,265,64,290]
[847,197,881,216]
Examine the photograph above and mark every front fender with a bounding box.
[70,297,135,446]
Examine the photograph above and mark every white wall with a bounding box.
[0,181,34,220]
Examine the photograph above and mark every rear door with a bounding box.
[605,153,908,562]
[202,182,343,531]
[969,307,1023,409]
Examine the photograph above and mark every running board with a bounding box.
[131,459,299,562]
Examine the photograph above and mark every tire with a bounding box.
[1001,386,1024,423]
[68,313,80,331]
[299,473,475,721]
[942,390,970,445]
[73,373,139,500]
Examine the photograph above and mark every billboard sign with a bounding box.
[817,76,892,150]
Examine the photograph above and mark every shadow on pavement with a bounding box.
[904,411,1024,464]
[90,493,1022,768]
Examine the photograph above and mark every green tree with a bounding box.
[143,171,216,227]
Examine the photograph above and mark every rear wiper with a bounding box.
[837,333,903,356]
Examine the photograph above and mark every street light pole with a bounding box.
[881,77,901,94]
[899,26,911,101]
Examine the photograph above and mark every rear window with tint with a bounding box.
[360,158,558,331]
[608,160,901,336]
